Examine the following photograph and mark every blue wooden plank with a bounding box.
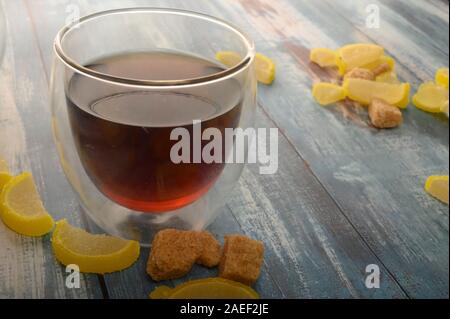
[214,0,449,298]
[0,0,103,298]
[428,0,450,14]
[377,0,449,55]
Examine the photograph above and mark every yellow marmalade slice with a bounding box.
[310,48,337,67]
[413,82,449,113]
[425,176,449,205]
[0,172,54,236]
[51,219,140,274]
[343,78,410,109]
[337,43,384,75]
[312,83,346,106]
[150,278,259,299]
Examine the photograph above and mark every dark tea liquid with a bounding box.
[66,52,242,212]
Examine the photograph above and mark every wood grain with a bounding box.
[216,0,449,298]
[324,0,448,80]
[0,0,102,298]
[377,0,449,55]
[0,0,448,299]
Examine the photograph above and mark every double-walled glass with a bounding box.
[50,8,256,244]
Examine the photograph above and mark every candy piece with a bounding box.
[149,286,173,299]
[216,51,276,85]
[0,157,12,193]
[425,176,449,205]
[376,72,400,84]
[52,219,140,274]
[0,172,54,237]
[219,234,264,286]
[337,43,384,75]
[372,63,392,77]
[413,82,449,113]
[215,51,241,68]
[310,48,337,67]
[343,78,410,109]
[344,68,375,81]
[149,278,259,299]
[363,55,395,73]
[255,53,276,85]
[436,68,449,89]
[312,82,347,106]
[368,98,403,129]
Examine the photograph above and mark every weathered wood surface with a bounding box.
[0,0,448,299]
[0,0,102,298]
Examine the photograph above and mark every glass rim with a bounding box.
[54,7,256,88]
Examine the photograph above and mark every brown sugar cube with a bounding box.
[372,62,392,77]
[147,229,202,281]
[196,231,222,268]
[344,68,375,81]
[369,98,403,129]
[219,235,264,286]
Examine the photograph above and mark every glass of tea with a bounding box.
[50,8,256,244]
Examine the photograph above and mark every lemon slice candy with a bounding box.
[312,83,346,105]
[376,72,400,84]
[0,157,12,192]
[425,176,449,205]
[310,48,337,67]
[215,51,242,68]
[337,43,384,75]
[150,278,259,299]
[0,172,54,236]
[255,53,276,85]
[413,82,449,113]
[51,219,140,274]
[344,78,410,109]
[216,51,276,85]
[362,55,395,73]
[436,68,449,89]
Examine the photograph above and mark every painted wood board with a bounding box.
[0,0,448,299]
[0,0,102,299]
[209,0,449,298]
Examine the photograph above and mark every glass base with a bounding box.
[69,160,244,246]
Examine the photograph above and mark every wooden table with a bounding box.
[0,0,448,299]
